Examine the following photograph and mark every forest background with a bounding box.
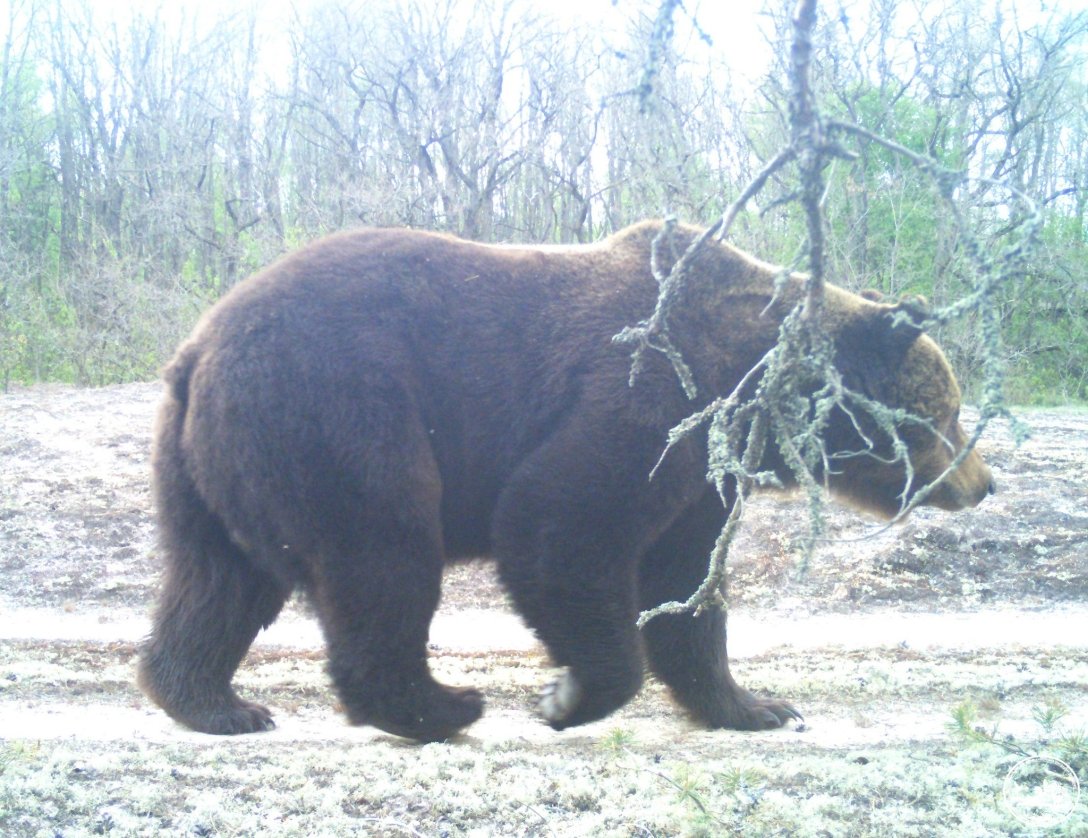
[1,0,1085,402]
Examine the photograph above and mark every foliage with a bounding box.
[0,0,1085,396]
[946,700,1087,835]
[950,698,1088,786]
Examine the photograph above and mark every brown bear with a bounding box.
[137,220,994,742]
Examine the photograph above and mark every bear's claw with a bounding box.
[732,694,803,730]
[184,698,275,736]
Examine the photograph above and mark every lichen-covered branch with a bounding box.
[631,0,1036,625]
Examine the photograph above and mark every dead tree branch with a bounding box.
[630,0,1037,625]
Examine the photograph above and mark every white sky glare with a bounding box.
[71,0,776,80]
[67,0,1078,95]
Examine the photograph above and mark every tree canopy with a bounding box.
[0,0,1085,401]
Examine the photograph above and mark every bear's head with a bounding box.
[819,291,995,519]
[643,229,995,521]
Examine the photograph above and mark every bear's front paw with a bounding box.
[537,671,583,729]
[726,691,802,731]
[348,684,484,743]
[216,699,277,734]
[188,697,276,735]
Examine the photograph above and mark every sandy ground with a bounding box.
[1,383,1086,836]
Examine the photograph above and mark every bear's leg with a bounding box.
[499,567,645,730]
[306,488,483,742]
[492,431,648,729]
[309,541,483,741]
[639,492,801,730]
[138,498,289,735]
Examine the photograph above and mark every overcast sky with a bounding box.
[11,0,1077,98]
[63,0,775,80]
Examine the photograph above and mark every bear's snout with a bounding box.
[946,452,994,510]
[967,471,996,507]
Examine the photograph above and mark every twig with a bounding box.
[630,0,1036,623]
[716,147,797,241]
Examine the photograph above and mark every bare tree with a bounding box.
[2,0,1084,394]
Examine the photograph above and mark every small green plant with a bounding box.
[0,741,40,773]
[716,765,765,819]
[717,765,764,795]
[600,727,636,753]
[671,764,707,806]
[949,699,1087,783]
[1032,696,1070,735]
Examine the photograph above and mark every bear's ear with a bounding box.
[885,294,930,349]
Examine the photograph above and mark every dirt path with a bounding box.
[1,383,1086,836]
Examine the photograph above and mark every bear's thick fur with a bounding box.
[138,221,994,741]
